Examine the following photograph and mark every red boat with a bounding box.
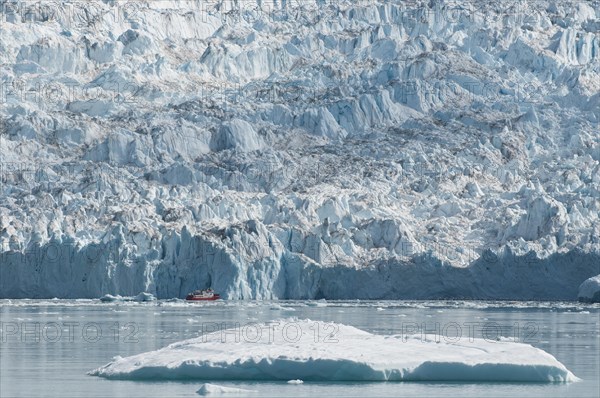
[186,288,220,301]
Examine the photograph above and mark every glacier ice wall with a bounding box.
[1,0,599,299]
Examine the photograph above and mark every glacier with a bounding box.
[0,0,599,299]
[88,319,579,382]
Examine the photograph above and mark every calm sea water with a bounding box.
[1,300,598,398]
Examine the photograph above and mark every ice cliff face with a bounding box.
[1,1,599,299]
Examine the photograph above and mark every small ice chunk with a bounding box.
[578,275,600,303]
[287,379,304,384]
[196,383,257,395]
[99,294,121,302]
[134,292,156,302]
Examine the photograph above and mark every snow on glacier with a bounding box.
[0,1,599,299]
[88,319,579,382]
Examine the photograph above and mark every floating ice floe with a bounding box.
[89,319,578,383]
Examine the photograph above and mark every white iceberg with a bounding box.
[89,319,578,383]
[578,275,600,303]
